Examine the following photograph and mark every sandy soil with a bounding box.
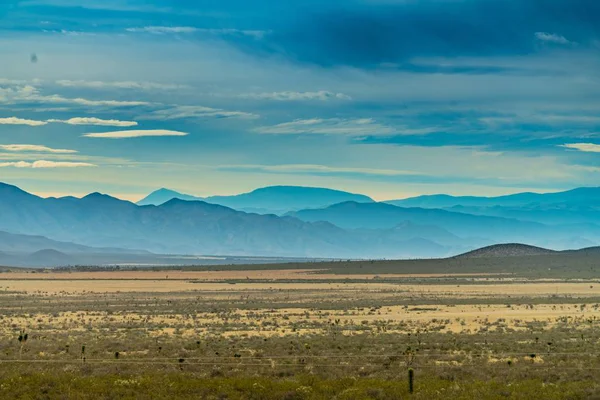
[0,270,507,281]
[2,277,599,297]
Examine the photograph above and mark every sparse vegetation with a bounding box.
[1,259,600,398]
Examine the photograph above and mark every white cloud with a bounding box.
[560,143,600,153]
[126,26,199,34]
[126,26,269,39]
[535,32,571,45]
[254,118,430,136]
[235,91,352,101]
[198,28,269,39]
[143,105,258,120]
[0,116,47,126]
[0,144,77,154]
[0,85,149,107]
[481,115,600,126]
[221,164,421,177]
[83,129,188,139]
[42,95,149,107]
[0,160,95,168]
[56,80,188,90]
[48,117,138,127]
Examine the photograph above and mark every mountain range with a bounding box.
[387,187,600,225]
[1,182,600,265]
[138,186,374,214]
[0,182,468,259]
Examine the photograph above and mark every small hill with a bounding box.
[568,246,600,256]
[455,243,557,258]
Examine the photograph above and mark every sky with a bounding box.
[0,0,599,201]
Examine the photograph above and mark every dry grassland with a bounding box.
[2,264,600,398]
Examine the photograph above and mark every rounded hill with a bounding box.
[455,243,557,258]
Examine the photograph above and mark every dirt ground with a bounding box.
[1,269,599,336]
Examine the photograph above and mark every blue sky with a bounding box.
[0,0,599,201]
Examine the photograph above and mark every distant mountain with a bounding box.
[0,230,151,255]
[0,230,99,254]
[388,187,600,208]
[387,187,600,226]
[137,188,202,206]
[26,249,74,265]
[0,182,446,259]
[137,185,374,214]
[456,244,557,258]
[288,201,600,249]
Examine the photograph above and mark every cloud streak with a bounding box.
[55,80,188,91]
[126,26,269,39]
[48,117,138,127]
[0,85,150,107]
[0,117,47,126]
[234,91,351,101]
[535,32,572,45]
[560,143,600,153]
[142,105,258,120]
[126,26,200,34]
[0,160,95,168]
[83,129,188,139]
[253,118,428,136]
[220,164,421,177]
[0,144,77,154]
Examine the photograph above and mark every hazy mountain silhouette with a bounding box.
[137,188,203,206]
[26,249,74,265]
[3,182,600,259]
[387,187,600,225]
[137,185,374,214]
[0,183,448,258]
[388,187,600,208]
[288,201,600,249]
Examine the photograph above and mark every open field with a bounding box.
[2,256,600,399]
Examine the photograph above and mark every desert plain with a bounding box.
[2,253,600,399]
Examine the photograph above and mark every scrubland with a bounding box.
[2,256,600,399]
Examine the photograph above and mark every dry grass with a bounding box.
[2,266,600,398]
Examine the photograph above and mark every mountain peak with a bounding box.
[81,192,132,206]
[137,188,202,206]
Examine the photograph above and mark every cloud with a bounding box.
[41,95,149,107]
[254,118,421,136]
[235,91,352,101]
[0,116,47,126]
[0,85,149,107]
[0,144,77,154]
[126,26,269,39]
[205,0,600,67]
[0,160,95,168]
[55,80,188,91]
[83,129,189,139]
[535,32,571,45]
[126,26,200,34]
[560,143,600,153]
[142,105,258,120]
[481,114,600,126]
[48,117,138,127]
[220,164,421,177]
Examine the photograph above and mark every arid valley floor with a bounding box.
[2,253,600,399]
